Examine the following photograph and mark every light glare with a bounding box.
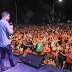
[59,0,63,2]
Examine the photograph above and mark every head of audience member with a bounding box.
[57,43,60,47]
[27,38,31,42]
[70,47,72,53]
[38,39,42,43]
[49,57,54,61]
[61,46,64,51]
[44,42,48,47]
[27,46,30,50]
[53,43,56,47]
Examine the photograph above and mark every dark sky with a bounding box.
[17,0,72,17]
[0,0,72,23]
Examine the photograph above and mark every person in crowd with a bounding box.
[58,35,62,45]
[69,37,72,48]
[57,46,67,68]
[48,57,56,66]
[32,40,37,52]
[23,46,33,56]
[36,39,43,55]
[66,51,72,71]
[26,38,33,51]
[19,46,23,54]
[52,43,57,61]
[56,43,61,63]
[41,43,50,63]
[22,39,27,52]
[14,43,20,53]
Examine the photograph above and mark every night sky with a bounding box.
[0,0,72,24]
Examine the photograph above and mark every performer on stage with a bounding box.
[0,11,15,71]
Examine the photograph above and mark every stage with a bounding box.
[1,55,71,72]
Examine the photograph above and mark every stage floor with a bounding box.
[2,55,71,72]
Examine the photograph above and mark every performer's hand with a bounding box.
[11,25,13,30]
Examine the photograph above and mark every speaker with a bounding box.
[21,53,44,68]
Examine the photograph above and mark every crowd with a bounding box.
[9,23,72,71]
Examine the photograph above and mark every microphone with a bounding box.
[10,22,12,25]
[10,22,13,30]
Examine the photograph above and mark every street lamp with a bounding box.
[53,0,63,23]
[15,0,17,24]
[59,0,63,2]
